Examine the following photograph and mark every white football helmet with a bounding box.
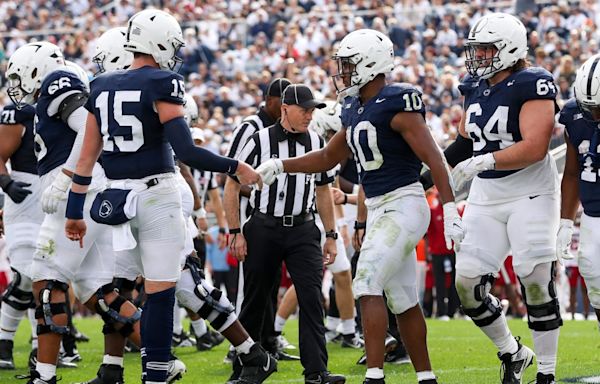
[310,100,342,139]
[574,54,600,121]
[65,60,90,91]
[183,94,199,127]
[465,13,528,80]
[5,42,65,109]
[123,9,184,71]
[93,27,133,74]
[332,29,394,98]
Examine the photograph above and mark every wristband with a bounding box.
[66,190,86,220]
[229,228,241,234]
[72,174,92,186]
[219,227,227,234]
[354,221,366,230]
[343,194,348,204]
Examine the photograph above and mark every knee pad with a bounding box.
[95,283,141,338]
[519,262,562,331]
[34,280,71,335]
[176,260,236,333]
[456,274,502,327]
[2,268,34,311]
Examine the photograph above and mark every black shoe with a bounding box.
[195,332,214,351]
[78,364,124,384]
[384,343,410,365]
[224,349,237,364]
[305,371,346,384]
[0,339,15,369]
[419,380,438,384]
[235,343,277,383]
[28,348,37,371]
[71,324,90,343]
[124,339,140,353]
[274,350,300,361]
[23,369,57,384]
[209,329,225,347]
[340,334,363,349]
[172,331,196,348]
[533,373,555,384]
[363,379,384,384]
[498,338,535,384]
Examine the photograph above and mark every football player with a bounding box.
[557,54,600,333]
[0,82,40,370]
[256,29,463,384]
[452,13,560,384]
[63,9,264,384]
[6,42,144,384]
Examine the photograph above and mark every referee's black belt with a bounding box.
[252,211,314,227]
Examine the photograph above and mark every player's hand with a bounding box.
[442,202,465,252]
[42,171,71,214]
[229,232,247,262]
[255,159,283,187]
[323,238,337,265]
[451,153,496,191]
[235,162,261,187]
[331,187,346,205]
[0,175,31,204]
[556,218,574,263]
[353,227,365,250]
[65,218,86,248]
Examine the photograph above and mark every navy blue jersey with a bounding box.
[559,98,600,217]
[1,104,37,174]
[341,83,424,198]
[35,70,87,176]
[459,67,558,178]
[86,66,185,179]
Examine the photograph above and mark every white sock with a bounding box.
[0,304,26,340]
[274,315,287,333]
[172,302,183,334]
[191,319,207,337]
[326,316,340,332]
[365,367,384,379]
[532,329,559,375]
[478,303,518,355]
[416,371,436,381]
[235,337,254,355]
[36,362,56,381]
[338,318,355,335]
[103,354,124,367]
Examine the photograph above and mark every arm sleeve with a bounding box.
[63,106,89,172]
[165,117,238,174]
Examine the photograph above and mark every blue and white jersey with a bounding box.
[341,83,424,198]
[85,66,185,180]
[1,104,37,174]
[35,70,87,176]
[559,99,600,217]
[459,67,559,204]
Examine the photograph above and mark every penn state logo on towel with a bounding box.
[91,188,134,225]
[99,200,113,218]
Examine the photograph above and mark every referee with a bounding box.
[224,84,346,384]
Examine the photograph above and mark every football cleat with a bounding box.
[363,379,384,384]
[0,339,15,369]
[277,334,296,350]
[209,329,225,347]
[78,364,124,384]
[233,343,277,384]
[167,357,186,383]
[341,334,364,349]
[305,371,346,384]
[22,369,57,384]
[172,331,196,348]
[498,338,535,384]
[533,373,555,384]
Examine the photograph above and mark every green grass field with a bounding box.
[1,317,599,383]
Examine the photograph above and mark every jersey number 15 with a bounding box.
[95,91,144,152]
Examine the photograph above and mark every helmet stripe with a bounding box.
[587,56,600,100]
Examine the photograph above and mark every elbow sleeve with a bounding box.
[164,117,238,174]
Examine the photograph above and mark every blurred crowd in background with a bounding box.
[1,0,596,153]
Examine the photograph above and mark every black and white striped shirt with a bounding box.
[192,168,218,205]
[227,107,275,160]
[237,121,335,217]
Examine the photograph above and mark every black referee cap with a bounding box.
[282,84,326,109]
[265,77,291,98]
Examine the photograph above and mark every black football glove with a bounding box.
[0,174,32,204]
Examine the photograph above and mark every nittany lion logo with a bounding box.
[99,200,113,218]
